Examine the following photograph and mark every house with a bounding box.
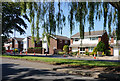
[22,36,42,52]
[42,35,70,54]
[110,31,120,57]
[69,30,109,54]
[4,37,24,52]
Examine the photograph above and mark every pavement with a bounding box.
[1,57,104,81]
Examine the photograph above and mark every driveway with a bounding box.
[1,57,104,81]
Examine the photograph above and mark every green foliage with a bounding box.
[119,50,120,55]
[105,50,111,56]
[102,52,106,56]
[69,51,78,56]
[13,49,18,52]
[63,45,69,53]
[34,47,42,49]
[96,41,106,52]
[2,55,120,66]
[85,51,89,56]
[21,2,120,42]
[2,47,6,53]
[2,2,29,37]
[58,51,65,55]
[91,47,97,55]
[29,47,34,49]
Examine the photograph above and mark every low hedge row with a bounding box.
[27,47,42,53]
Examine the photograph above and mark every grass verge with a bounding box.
[1,54,120,67]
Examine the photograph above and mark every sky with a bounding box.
[10,2,116,38]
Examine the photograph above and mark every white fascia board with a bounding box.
[50,35,57,39]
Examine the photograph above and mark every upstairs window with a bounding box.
[80,48,85,51]
[65,40,68,44]
[60,40,63,43]
[24,41,26,44]
[90,37,98,40]
[15,41,18,44]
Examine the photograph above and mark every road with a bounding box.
[1,57,105,81]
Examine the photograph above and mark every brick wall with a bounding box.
[111,37,114,43]
[28,39,35,48]
[49,37,57,54]
[98,36,101,42]
[70,38,73,44]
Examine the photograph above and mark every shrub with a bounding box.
[119,50,120,55]
[96,41,106,52]
[105,50,111,56]
[102,52,106,56]
[29,47,34,49]
[13,48,18,52]
[27,47,42,53]
[72,51,78,56]
[85,51,89,56]
[2,47,6,54]
[58,51,65,55]
[34,47,42,49]
[63,45,69,53]
[91,47,97,55]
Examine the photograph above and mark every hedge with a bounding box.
[27,47,42,53]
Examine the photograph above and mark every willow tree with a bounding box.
[20,1,120,43]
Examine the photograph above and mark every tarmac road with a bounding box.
[1,57,105,81]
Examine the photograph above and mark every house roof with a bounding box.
[71,30,105,38]
[14,37,24,41]
[69,44,97,47]
[51,35,70,40]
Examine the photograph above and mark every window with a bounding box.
[88,47,94,52]
[65,40,68,44]
[75,38,79,41]
[21,42,23,44]
[80,48,85,51]
[90,37,98,40]
[15,41,18,44]
[60,40,63,43]
[24,41,26,44]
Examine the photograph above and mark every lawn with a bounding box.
[1,54,120,67]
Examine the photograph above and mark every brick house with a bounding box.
[109,31,120,56]
[69,30,109,54]
[4,37,24,52]
[42,35,70,54]
[22,36,42,52]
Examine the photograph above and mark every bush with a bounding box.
[63,45,69,53]
[102,52,106,56]
[34,47,42,49]
[13,48,18,52]
[105,50,111,56]
[119,50,120,55]
[96,41,106,52]
[2,47,6,54]
[58,51,65,55]
[27,47,42,53]
[29,47,34,49]
[85,51,89,56]
[91,47,97,56]
[71,51,78,56]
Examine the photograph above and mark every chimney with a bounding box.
[111,37,114,43]
[70,38,73,44]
